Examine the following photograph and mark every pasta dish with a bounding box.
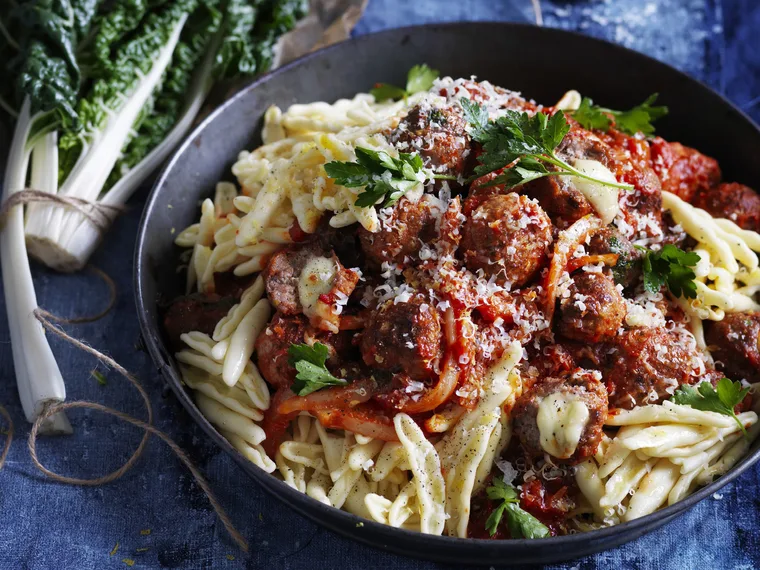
[163,66,760,538]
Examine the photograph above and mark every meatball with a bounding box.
[587,227,642,288]
[389,104,470,177]
[460,193,552,287]
[358,196,439,267]
[692,182,760,232]
[163,295,235,351]
[359,293,443,381]
[649,138,721,202]
[520,128,611,227]
[254,313,356,390]
[263,243,358,331]
[603,327,708,409]
[512,370,608,463]
[558,272,626,343]
[705,312,760,383]
[263,243,324,314]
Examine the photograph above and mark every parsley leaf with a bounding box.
[461,100,632,192]
[641,244,700,298]
[571,94,668,136]
[287,342,347,396]
[484,478,550,539]
[325,147,450,207]
[672,378,751,436]
[370,63,439,101]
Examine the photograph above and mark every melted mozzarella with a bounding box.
[572,159,620,225]
[298,256,337,319]
[536,391,590,459]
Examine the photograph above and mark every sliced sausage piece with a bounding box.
[460,193,552,287]
[558,272,626,343]
[358,196,439,267]
[163,295,235,352]
[649,138,721,202]
[512,369,608,464]
[705,312,760,383]
[603,327,710,409]
[359,293,443,381]
[691,182,760,232]
[389,103,470,177]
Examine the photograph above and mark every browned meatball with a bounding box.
[558,272,626,343]
[512,370,608,464]
[649,139,721,202]
[460,193,552,286]
[587,227,643,288]
[264,243,323,314]
[692,183,760,232]
[263,244,358,327]
[705,312,760,383]
[521,128,612,227]
[603,327,709,409]
[163,295,235,352]
[255,313,356,390]
[359,293,443,381]
[358,196,438,267]
[389,104,470,176]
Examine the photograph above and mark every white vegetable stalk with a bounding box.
[24,14,191,272]
[1,99,72,434]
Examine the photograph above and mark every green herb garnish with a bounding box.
[324,147,454,207]
[91,370,107,386]
[287,342,347,396]
[371,64,439,101]
[672,378,751,436]
[571,94,668,136]
[641,244,700,298]
[460,99,633,192]
[484,478,550,539]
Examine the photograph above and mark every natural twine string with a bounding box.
[0,189,125,233]
[27,308,249,552]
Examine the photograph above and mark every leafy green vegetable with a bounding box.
[485,478,550,539]
[672,378,750,436]
[571,94,668,136]
[641,244,699,298]
[325,147,436,207]
[213,0,259,78]
[250,0,308,74]
[287,342,347,396]
[106,0,223,189]
[370,63,439,101]
[460,99,633,191]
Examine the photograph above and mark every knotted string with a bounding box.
[25,309,249,552]
[0,189,125,233]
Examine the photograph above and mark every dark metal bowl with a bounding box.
[134,22,760,565]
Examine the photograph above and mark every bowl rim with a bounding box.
[134,20,760,556]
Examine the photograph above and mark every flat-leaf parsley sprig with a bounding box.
[671,378,751,436]
[639,244,700,299]
[485,478,550,539]
[324,147,455,207]
[371,64,439,102]
[460,99,634,192]
[287,342,347,396]
[572,94,669,136]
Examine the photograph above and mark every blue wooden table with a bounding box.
[1,1,758,568]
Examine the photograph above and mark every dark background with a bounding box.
[1,1,759,568]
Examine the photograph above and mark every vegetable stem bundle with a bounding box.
[0,0,307,429]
